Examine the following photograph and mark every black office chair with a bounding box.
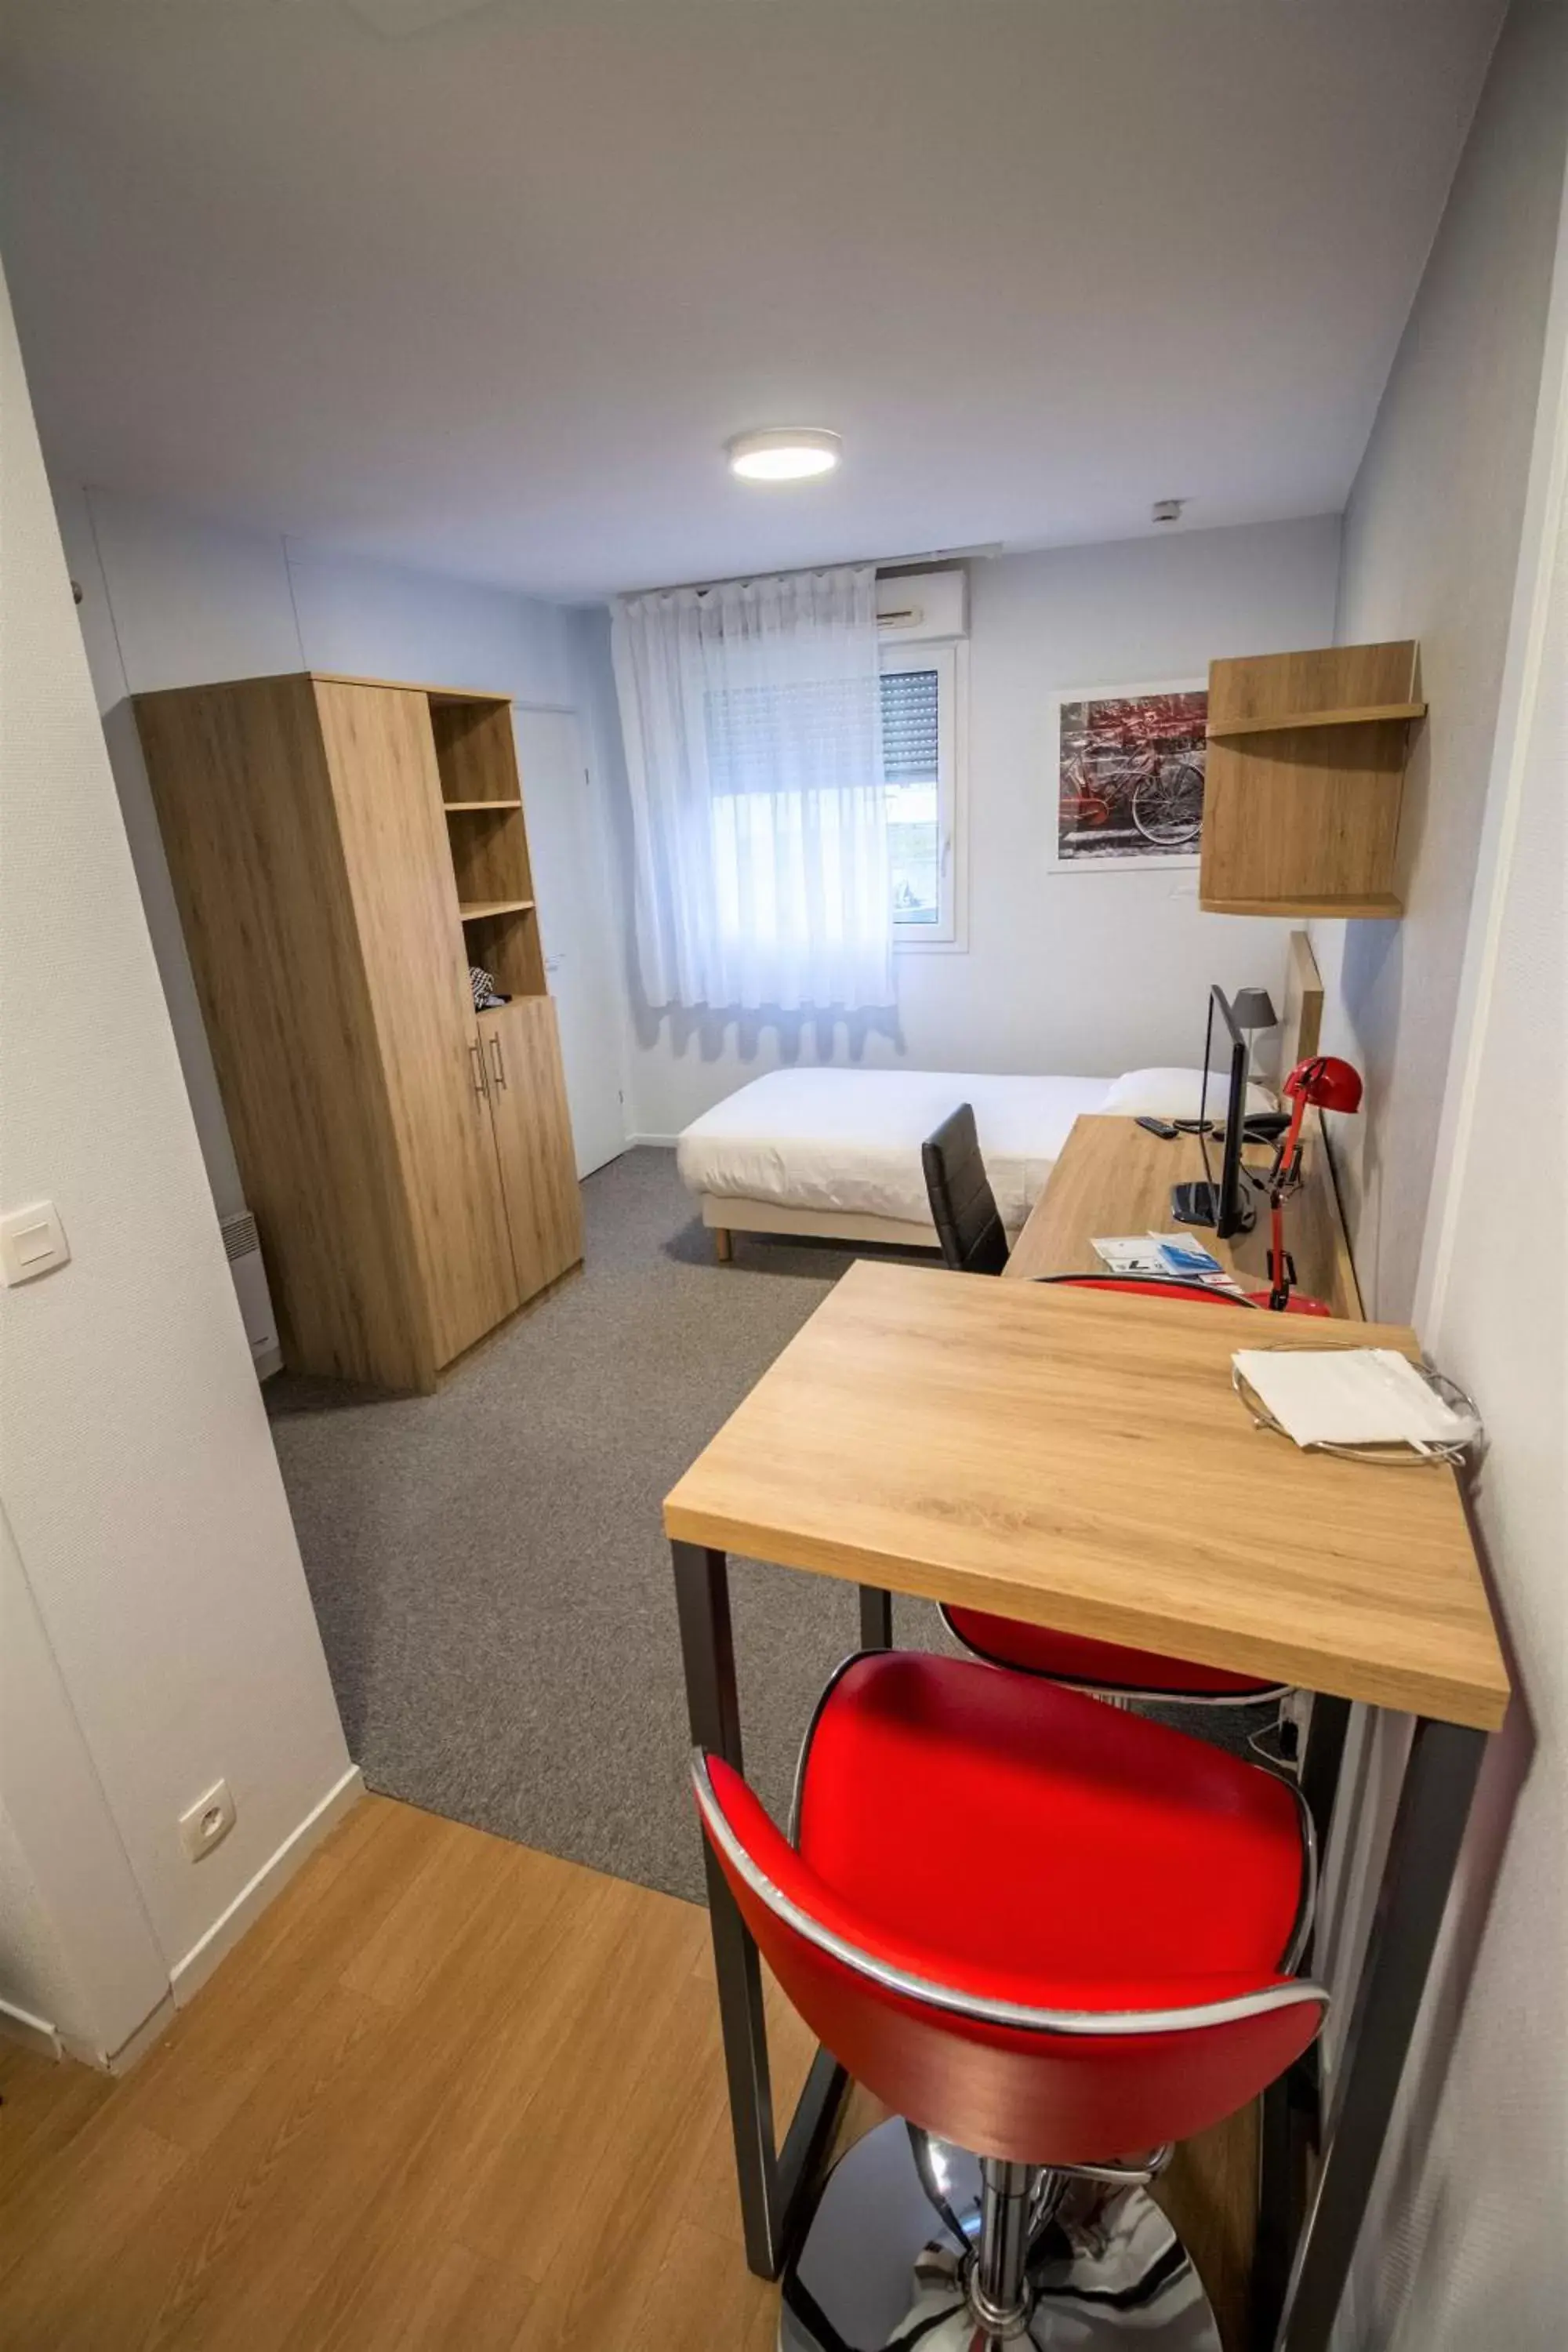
[921,1103,1010,1276]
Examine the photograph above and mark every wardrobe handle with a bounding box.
[469,1042,488,1099]
[489,1036,507,1091]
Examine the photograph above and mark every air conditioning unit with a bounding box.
[876,569,968,644]
[220,1209,282,1381]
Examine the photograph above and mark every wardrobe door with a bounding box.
[477,998,585,1301]
[314,681,520,1376]
[135,675,430,1392]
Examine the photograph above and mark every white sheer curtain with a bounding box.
[610,564,894,1011]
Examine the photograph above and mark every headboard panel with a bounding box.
[1280,929,1323,1077]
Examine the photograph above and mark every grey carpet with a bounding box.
[270,1149,924,1901]
[270,1147,1268,1905]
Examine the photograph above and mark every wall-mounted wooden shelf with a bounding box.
[459,898,535,921]
[1200,641,1421,920]
[443,797,523,811]
[1207,701,1426,741]
[1202,891,1404,920]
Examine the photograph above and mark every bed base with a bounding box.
[700,1192,948,1261]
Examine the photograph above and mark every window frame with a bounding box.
[882,637,968,953]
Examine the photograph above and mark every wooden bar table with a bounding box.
[663,1259,1508,2352]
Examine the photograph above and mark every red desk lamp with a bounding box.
[1260,1054,1363,1313]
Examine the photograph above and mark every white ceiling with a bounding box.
[0,0,1504,601]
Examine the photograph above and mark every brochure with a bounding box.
[1148,1232,1225,1279]
[1090,1236,1168,1275]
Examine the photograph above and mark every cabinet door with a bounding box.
[314,681,521,1375]
[477,998,585,1301]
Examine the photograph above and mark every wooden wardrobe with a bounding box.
[135,672,583,1392]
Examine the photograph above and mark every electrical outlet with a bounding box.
[178,1779,236,1864]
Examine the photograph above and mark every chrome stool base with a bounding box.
[779,2119,1222,2350]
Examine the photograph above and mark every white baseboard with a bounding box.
[5,1988,177,2075]
[90,1993,177,2076]
[2,1772,363,2079]
[0,1996,63,2062]
[628,1131,679,1148]
[169,1763,365,2009]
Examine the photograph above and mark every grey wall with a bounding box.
[593,514,1342,1140]
[1330,150,1568,2350]
[55,483,621,1223]
[1315,0,1568,1319]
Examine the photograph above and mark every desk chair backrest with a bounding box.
[922,1104,1009,1276]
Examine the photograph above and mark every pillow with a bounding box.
[1102,1066,1278,1121]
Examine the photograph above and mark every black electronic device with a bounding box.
[1134,1116,1178,1140]
[1169,986,1257,1238]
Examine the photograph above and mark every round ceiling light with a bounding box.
[726,426,843,483]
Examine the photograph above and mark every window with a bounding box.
[695,638,965,961]
[882,641,964,946]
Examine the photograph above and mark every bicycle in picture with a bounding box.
[1054,687,1208,864]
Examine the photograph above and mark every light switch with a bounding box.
[0,1201,71,1287]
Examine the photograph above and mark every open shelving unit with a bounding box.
[1200,641,1425,918]
[459,897,535,920]
[430,698,546,996]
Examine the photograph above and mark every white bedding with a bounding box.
[675,1067,1114,1234]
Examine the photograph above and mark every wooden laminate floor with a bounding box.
[0,1795,1254,2349]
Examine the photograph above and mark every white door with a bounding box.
[514,706,627,1177]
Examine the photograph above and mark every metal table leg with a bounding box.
[1272,1715,1486,2352]
[1253,1692,1355,2344]
[858,1584,894,1650]
[673,1539,850,2278]
[1298,1693,1352,1873]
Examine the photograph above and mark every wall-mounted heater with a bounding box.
[220,1209,282,1381]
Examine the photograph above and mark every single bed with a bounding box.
[677,1067,1116,1255]
[677,935,1317,1260]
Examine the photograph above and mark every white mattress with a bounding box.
[676,1067,1114,1234]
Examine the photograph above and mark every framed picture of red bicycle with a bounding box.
[1048,680,1208,871]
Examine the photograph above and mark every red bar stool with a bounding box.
[943,1275,1289,1715]
[694,1650,1324,2349]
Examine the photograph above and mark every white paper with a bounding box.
[1091,1236,1168,1274]
[1232,1348,1476,1450]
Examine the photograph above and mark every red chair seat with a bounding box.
[796,1653,1304,1985]
[697,1653,1320,2163]
[943,1276,1283,1703]
[945,1606,1281,1698]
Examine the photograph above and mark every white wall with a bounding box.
[589,515,1342,1139]
[1314,0,1568,1319]
[0,258,355,2060]
[0,1813,75,2054]
[0,1504,170,2062]
[55,482,626,1222]
[1332,141,1568,2350]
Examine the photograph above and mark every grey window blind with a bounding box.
[704,677,876,794]
[880,667,939,783]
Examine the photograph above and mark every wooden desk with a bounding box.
[665,1260,1508,2352]
[1006,1111,1362,1319]
[669,1261,1502,1727]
